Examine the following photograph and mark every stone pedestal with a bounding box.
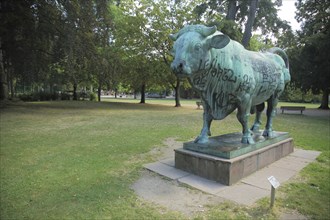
[175,132,294,185]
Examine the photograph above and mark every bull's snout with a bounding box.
[171,59,191,77]
[171,59,185,71]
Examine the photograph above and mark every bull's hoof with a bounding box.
[241,135,255,144]
[262,129,274,137]
[194,135,208,144]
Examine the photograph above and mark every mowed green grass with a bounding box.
[0,100,329,219]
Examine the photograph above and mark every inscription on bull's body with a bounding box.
[236,75,253,93]
[193,66,238,88]
[170,25,291,144]
[199,58,238,82]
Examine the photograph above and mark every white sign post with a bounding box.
[268,176,280,208]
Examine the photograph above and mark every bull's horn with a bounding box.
[169,33,178,41]
[170,25,217,41]
[199,25,217,37]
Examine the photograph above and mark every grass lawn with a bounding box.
[0,99,329,219]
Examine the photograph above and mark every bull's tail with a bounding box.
[268,47,291,83]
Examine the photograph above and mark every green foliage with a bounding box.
[253,0,291,37]
[17,91,96,102]
[288,34,330,95]
[280,84,322,103]
[193,0,290,46]
[287,0,330,109]
[208,19,243,42]
[111,0,207,104]
[1,1,60,87]
[276,29,297,50]
[1,0,115,100]
[60,92,71,101]
[248,35,273,51]
[89,92,97,101]
[18,92,60,102]
[1,0,287,104]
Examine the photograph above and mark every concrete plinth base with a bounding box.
[175,134,294,186]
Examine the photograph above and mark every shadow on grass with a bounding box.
[0,100,181,113]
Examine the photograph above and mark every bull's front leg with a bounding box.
[194,105,213,144]
[237,96,255,144]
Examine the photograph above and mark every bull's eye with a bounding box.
[194,43,202,51]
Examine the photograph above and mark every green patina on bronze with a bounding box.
[170,25,291,144]
[183,131,290,159]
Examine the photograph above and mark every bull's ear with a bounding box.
[206,34,230,49]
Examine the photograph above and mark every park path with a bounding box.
[299,109,330,117]
[192,104,330,117]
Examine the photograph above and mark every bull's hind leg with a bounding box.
[251,103,265,132]
[263,96,278,137]
[195,106,213,144]
[237,97,255,144]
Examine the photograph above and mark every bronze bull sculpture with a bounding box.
[170,25,290,144]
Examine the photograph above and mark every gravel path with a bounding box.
[277,108,329,117]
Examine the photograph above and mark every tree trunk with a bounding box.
[73,83,78,100]
[0,73,8,100]
[98,80,102,102]
[50,83,53,94]
[0,39,8,100]
[140,83,146,104]
[98,86,101,102]
[319,89,329,109]
[226,0,238,20]
[174,77,181,107]
[242,0,259,48]
[9,72,14,99]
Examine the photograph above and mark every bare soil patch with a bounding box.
[132,138,224,217]
[132,170,224,217]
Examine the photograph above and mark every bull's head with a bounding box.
[169,25,230,77]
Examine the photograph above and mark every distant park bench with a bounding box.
[280,106,306,114]
[196,101,203,109]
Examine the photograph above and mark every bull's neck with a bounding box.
[188,51,216,91]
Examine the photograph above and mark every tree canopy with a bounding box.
[0,0,328,108]
[286,0,330,109]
